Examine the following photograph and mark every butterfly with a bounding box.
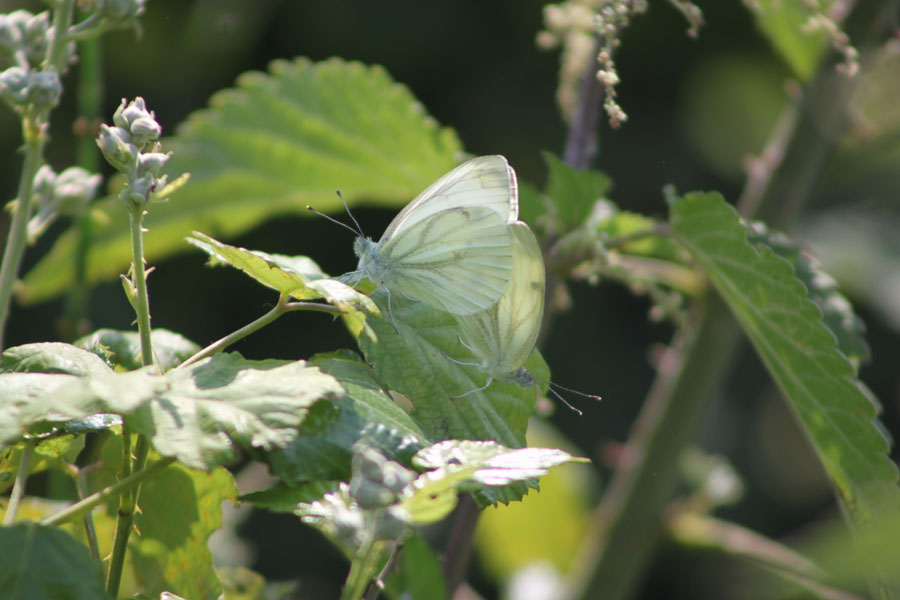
[352,155,519,317]
[450,221,593,414]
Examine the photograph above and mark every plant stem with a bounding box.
[2,441,35,525]
[42,456,174,527]
[106,436,152,596]
[442,494,480,597]
[569,297,742,600]
[342,538,384,600]
[128,207,154,366]
[0,0,76,350]
[563,33,604,169]
[176,296,341,369]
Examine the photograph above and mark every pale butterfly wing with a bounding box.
[385,155,519,236]
[354,155,518,315]
[454,221,545,384]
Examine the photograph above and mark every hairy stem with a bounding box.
[128,207,153,366]
[42,456,175,527]
[0,0,76,349]
[2,441,35,525]
[176,296,341,369]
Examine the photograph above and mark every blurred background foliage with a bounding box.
[1,0,899,598]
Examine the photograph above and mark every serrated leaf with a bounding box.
[185,233,378,339]
[745,220,871,367]
[0,351,342,469]
[670,192,900,535]
[745,0,828,81]
[0,342,113,376]
[129,461,238,600]
[262,350,427,484]
[20,57,462,304]
[75,329,201,371]
[0,523,110,599]
[544,152,611,232]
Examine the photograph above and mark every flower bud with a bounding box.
[115,96,149,128]
[0,13,24,55]
[22,11,49,68]
[372,505,410,541]
[129,115,161,147]
[96,123,137,171]
[25,70,61,110]
[33,164,57,199]
[137,151,170,176]
[0,66,29,105]
[54,167,101,213]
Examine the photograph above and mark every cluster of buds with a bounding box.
[97,97,171,210]
[0,10,63,112]
[27,165,101,243]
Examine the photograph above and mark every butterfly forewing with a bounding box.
[379,206,514,315]
[383,155,518,239]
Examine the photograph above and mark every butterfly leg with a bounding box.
[386,292,400,332]
[451,375,493,399]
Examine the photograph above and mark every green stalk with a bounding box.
[128,206,154,366]
[43,456,175,527]
[2,441,35,525]
[342,539,385,600]
[0,0,76,350]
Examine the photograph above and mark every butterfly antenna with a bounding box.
[335,190,366,237]
[305,203,361,237]
[549,381,602,401]
[546,386,584,416]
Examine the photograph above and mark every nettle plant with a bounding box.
[2,1,900,600]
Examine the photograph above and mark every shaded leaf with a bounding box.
[240,480,342,513]
[186,233,378,339]
[75,329,201,371]
[0,523,109,599]
[670,192,900,538]
[384,532,446,600]
[21,57,462,304]
[262,350,427,484]
[746,220,870,367]
[543,152,611,232]
[129,461,238,600]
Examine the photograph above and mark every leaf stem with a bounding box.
[442,494,480,597]
[2,441,35,525]
[42,456,175,527]
[176,295,341,369]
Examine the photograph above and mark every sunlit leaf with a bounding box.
[0,342,112,377]
[20,57,463,303]
[745,0,828,81]
[186,233,378,339]
[670,192,900,544]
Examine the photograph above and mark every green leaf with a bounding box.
[745,0,828,80]
[262,350,428,484]
[0,342,112,376]
[129,461,238,600]
[0,351,342,469]
[75,329,201,371]
[0,523,110,599]
[670,192,900,534]
[0,435,85,494]
[745,220,871,367]
[240,480,342,513]
[215,566,267,600]
[544,152,611,232]
[185,233,378,339]
[20,57,462,304]
[384,532,446,600]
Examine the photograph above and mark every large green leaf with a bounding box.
[20,57,463,303]
[129,461,238,600]
[543,152,611,232]
[0,342,112,377]
[670,192,900,533]
[0,349,342,469]
[0,523,109,599]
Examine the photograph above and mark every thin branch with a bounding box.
[2,441,35,525]
[442,494,480,597]
[563,33,604,170]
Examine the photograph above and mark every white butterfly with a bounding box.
[451,221,545,392]
[353,155,519,316]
